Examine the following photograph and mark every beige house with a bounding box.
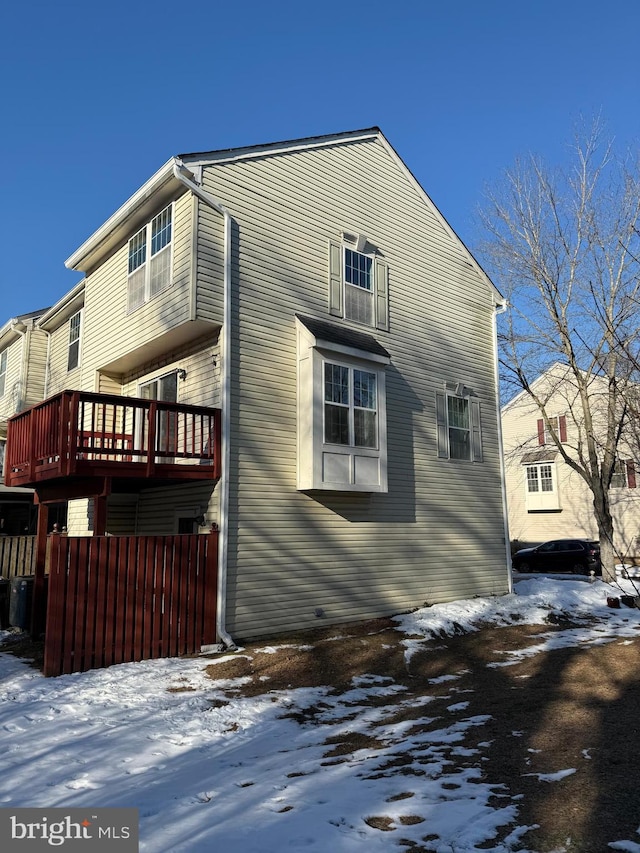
[7,128,511,644]
[0,309,50,535]
[501,363,640,562]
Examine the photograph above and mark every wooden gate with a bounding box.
[43,532,218,677]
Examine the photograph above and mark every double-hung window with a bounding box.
[537,415,567,445]
[328,237,389,331]
[344,249,374,326]
[127,205,173,312]
[324,363,377,448]
[67,310,82,371]
[436,388,483,462]
[610,459,637,490]
[0,349,6,397]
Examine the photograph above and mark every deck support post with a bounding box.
[93,495,108,536]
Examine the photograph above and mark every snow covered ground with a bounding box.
[1,575,640,852]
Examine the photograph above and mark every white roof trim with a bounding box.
[180,129,380,168]
[65,158,178,272]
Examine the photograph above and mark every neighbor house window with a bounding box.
[537,415,567,445]
[524,460,560,511]
[436,388,483,462]
[0,350,6,397]
[610,459,637,490]
[127,204,173,312]
[324,362,377,448]
[328,237,389,331]
[67,310,82,371]
[527,464,554,493]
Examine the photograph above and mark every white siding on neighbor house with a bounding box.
[197,136,508,640]
[501,372,640,560]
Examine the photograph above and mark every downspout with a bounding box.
[493,299,513,594]
[172,162,236,650]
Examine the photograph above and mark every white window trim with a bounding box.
[0,350,6,397]
[297,319,389,492]
[328,236,389,332]
[67,309,82,372]
[436,386,483,462]
[524,461,561,511]
[127,203,174,314]
[323,358,379,450]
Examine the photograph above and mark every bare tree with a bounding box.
[479,119,640,580]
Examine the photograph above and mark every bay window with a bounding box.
[297,315,389,492]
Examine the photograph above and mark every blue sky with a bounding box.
[2,0,640,319]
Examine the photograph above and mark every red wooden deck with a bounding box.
[4,390,221,492]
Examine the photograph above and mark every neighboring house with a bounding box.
[5,128,511,647]
[0,309,50,535]
[501,363,640,562]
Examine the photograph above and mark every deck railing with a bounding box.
[5,390,221,488]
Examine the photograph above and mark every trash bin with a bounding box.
[0,577,9,629]
[9,576,34,630]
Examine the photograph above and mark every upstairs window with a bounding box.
[537,415,567,445]
[0,350,6,397]
[127,205,173,312]
[328,236,389,331]
[610,459,637,490]
[67,310,82,371]
[436,387,483,462]
[344,249,374,326]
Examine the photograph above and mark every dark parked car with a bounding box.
[512,539,601,575]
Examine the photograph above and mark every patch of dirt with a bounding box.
[204,614,640,852]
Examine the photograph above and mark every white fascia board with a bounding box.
[37,281,86,331]
[178,129,380,169]
[0,319,17,350]
[314,341,391,366]
[65,158,179,273]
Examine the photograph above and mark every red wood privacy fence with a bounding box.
[43,532,218,677]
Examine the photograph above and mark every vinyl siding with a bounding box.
[0,336,24,429]
[46,315,82,396]
[0,323,48,428]
[502,373,640,559]
[71,191,194,389]
[23,327,48,408]
[199,136,508,640]
[195,201,224,324]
